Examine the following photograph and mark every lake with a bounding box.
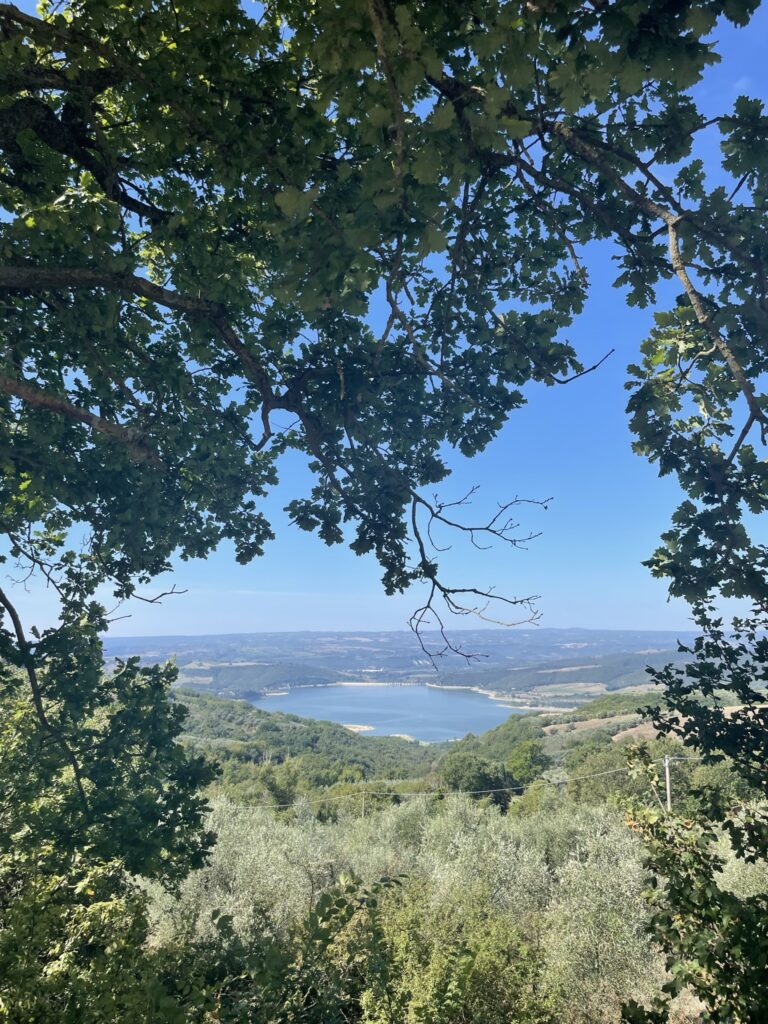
[251,684,525,741]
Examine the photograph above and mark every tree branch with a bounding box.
[0,584,91,818]
[553,347,614,384]
[408,496,541,664]
[0,370,164,467]
[667,219,768,440]
[0,264,212,315]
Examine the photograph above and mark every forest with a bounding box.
[2,0,768,1020]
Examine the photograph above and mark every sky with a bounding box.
[11,3,768,637]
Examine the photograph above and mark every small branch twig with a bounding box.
[553,348,614,384]
[131,583,188,604]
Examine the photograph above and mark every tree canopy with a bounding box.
[1,0,764,634]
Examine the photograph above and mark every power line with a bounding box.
[240,757,698,812]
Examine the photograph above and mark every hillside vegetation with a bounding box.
[179,691,753,818]
[180,691,440,803]
[137,691,763,1024]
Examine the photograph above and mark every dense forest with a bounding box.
[2,0,768,1020]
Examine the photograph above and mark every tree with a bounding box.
[506,738,551,787]
[2,0,762,644]
[623,618,768,1023]
[0,619,216,1021]
[439,750,511,807]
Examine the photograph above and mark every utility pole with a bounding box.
[663,755,672,812]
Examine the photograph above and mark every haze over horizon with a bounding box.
[103,623,698,641]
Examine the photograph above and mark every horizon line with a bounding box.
[104,624,699,641]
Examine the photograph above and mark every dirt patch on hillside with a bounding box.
[612,721,657,742]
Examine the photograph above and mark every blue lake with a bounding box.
[251,685,525,742]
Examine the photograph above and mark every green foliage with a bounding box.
[1,0,763,636]
[458,708,546,760]
[145,796,676,1024]
[0,634,217,884]
[438,749,511,807]
[624,805,768,1024]
[622,616,768,1022]
[178,690,438,805]
[542,819,660,1024]
[506,739,552,786]
[0,858,184,1024]
[0,608,215,1019]
[0,620,216,884]
[558,691,658,722]
[367,890,554,1024]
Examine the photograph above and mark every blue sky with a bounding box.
[14,3,768,636]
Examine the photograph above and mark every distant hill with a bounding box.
[178,661,339,696]
[105,627,694,701]
[436,648,690,695]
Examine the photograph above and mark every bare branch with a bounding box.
[412,489,549,553]
[131,583,188,604]
[6,530,66,599]
[553,347,615,384]
[408,495,541,664]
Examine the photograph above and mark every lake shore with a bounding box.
[251,682,530,742]
[425,682,574,713]
[257,679,575,715]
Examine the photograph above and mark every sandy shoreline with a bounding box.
[335,680,420,687]
[425,682,574,713]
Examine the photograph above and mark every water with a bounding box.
[250,684,524,742]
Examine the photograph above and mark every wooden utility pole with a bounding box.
[663,755,672,812]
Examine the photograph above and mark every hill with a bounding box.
[178,691,440,804]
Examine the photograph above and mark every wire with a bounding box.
[239,757,690,811]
